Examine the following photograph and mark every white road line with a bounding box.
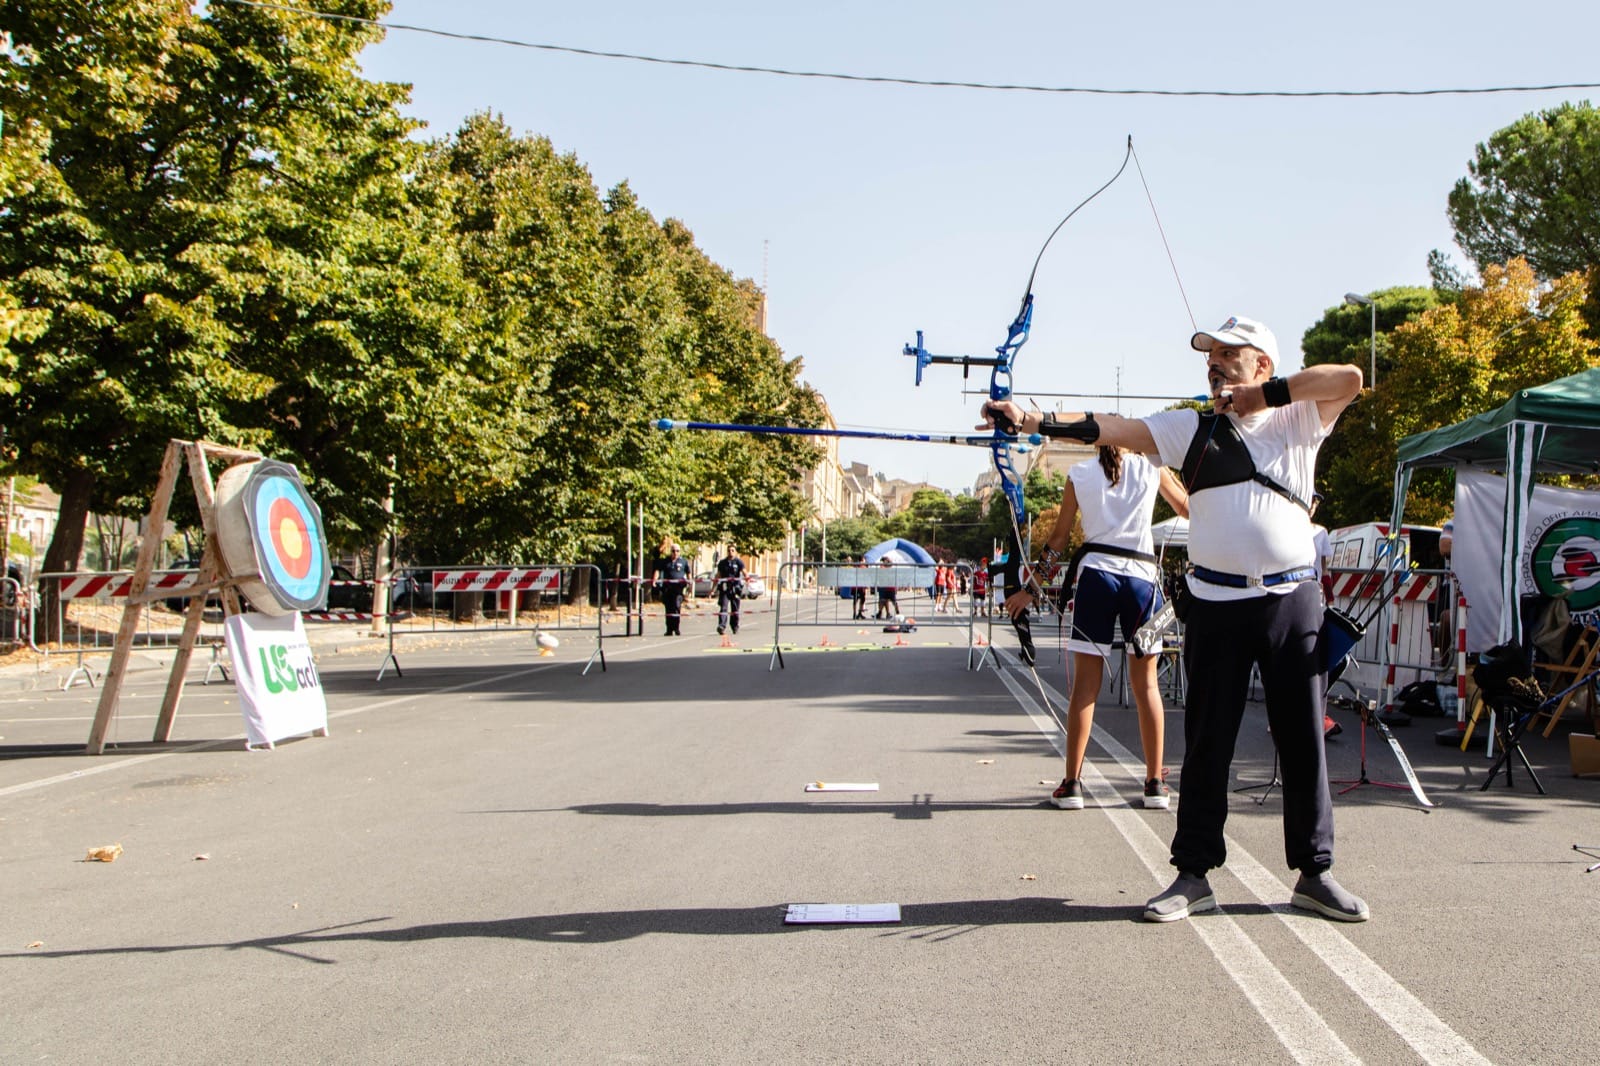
[998,657,1491,1066]
[0,642,660,799]
[994,665,1359,1065]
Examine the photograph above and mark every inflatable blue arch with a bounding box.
[837,537,936,597]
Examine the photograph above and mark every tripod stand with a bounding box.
[1333,698,1412,794]
[1331,691,1435,807]
[1234,746,1280,805]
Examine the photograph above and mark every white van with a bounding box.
[1327,522,1445,575]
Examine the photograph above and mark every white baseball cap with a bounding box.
[1191,315,1279,372]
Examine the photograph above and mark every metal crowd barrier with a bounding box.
[1328,564,1451,701]
[377,563,606,678]
[35,569,228,689]
[768,560,977,671]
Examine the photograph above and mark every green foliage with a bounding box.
[1300,288,1442,528]
[1448,102,1600,281]
[1322,260,1596,527]
[1446,101,1600,337]
[1300,287,1440,383]
[0,6,823,580]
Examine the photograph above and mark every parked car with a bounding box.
[694,571,766,599]
[323,564,374,613]
[163,558,218,613]
[389,568,434,609]
[3,561,25,607]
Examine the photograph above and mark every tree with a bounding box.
[1300,287,1442,528]
[1445,102,1600,335]
[1332,260,1594,526]
[1448,102,1600,281]
[0,1,432,636]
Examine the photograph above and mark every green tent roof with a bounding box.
[1394,366,1600,474]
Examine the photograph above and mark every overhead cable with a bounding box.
[215,1,1600,100]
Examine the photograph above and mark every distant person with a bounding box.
[933,563,951,613]
[875,559,899,619]
[1006,445,1189,810]
[972,556,990,615]
[653,544,692,636]
[850,557,869,619]
[714,546,747,636]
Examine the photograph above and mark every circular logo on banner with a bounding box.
[242,461,330,612]
[1529,515,1600,612]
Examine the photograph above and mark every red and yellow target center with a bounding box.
[268,496,313,580]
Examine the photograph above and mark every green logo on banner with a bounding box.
[1529,516,1600,612]
[257,643,321,695]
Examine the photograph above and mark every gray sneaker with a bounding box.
[1290,871,1370,922]
[1143,873,1215,922]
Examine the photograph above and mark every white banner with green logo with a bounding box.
[224,612,329,749]
[1455,466,1600,653]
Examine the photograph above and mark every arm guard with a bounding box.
[1038,411,1100,443]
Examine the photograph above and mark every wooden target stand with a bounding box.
[86,439,326,754]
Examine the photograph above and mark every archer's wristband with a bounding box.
[1261,377,1292,407]
[1039,411,1100,443]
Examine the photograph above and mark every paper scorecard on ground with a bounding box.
[784,904,901,924]
[804,782,879,792]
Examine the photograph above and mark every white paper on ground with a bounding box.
[804,782,879,792]
[784,903,901,924]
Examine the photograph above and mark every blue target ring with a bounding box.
[242,462,330,611]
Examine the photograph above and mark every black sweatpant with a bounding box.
[1172,581,1334,877]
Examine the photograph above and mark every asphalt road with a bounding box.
[3,599,1599,1065]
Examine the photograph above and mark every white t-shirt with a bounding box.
[1312,524,1332,578]
[1068,452,1159,582]
[1142,403,1329,600]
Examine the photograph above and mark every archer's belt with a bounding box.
[1190,564,1317,589]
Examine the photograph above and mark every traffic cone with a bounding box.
[817,633,835,647]
[720,631,735,648]
[973,632,988,646]
[893,631,911,647]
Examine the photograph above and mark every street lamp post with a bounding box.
[1343,292,1376,388]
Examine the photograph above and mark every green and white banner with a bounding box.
[1455,466,1600,652]
[224,611,329,749]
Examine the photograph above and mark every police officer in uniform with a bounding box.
[714,546,747,635]
[654,544,692,636]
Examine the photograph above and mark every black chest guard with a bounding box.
[1181,412,1312,513]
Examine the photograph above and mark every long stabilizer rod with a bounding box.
[654,419,1040,451]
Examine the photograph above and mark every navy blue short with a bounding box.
[1068,566,1164,658]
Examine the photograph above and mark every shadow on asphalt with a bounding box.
[5,897,1291,962]
[480,796,1059,820]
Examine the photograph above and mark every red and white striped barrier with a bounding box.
[55,571,199,600]
[1329,571,1436,602]
[431,568,562,593]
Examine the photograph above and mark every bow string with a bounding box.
[902,137,1137,662]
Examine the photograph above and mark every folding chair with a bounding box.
[1533,623,1600,737]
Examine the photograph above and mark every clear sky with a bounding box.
[356,0,1600,493]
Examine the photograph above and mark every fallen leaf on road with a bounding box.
[976,759,994,765]
[1019,874,1037,881]
[85,844,122,863]
[27,941,43,949]
[194,853,210,861]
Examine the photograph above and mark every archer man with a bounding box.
[983,314,1370,924]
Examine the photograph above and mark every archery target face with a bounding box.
[243,462,330,611]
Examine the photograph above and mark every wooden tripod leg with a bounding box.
[88,441,183,754]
